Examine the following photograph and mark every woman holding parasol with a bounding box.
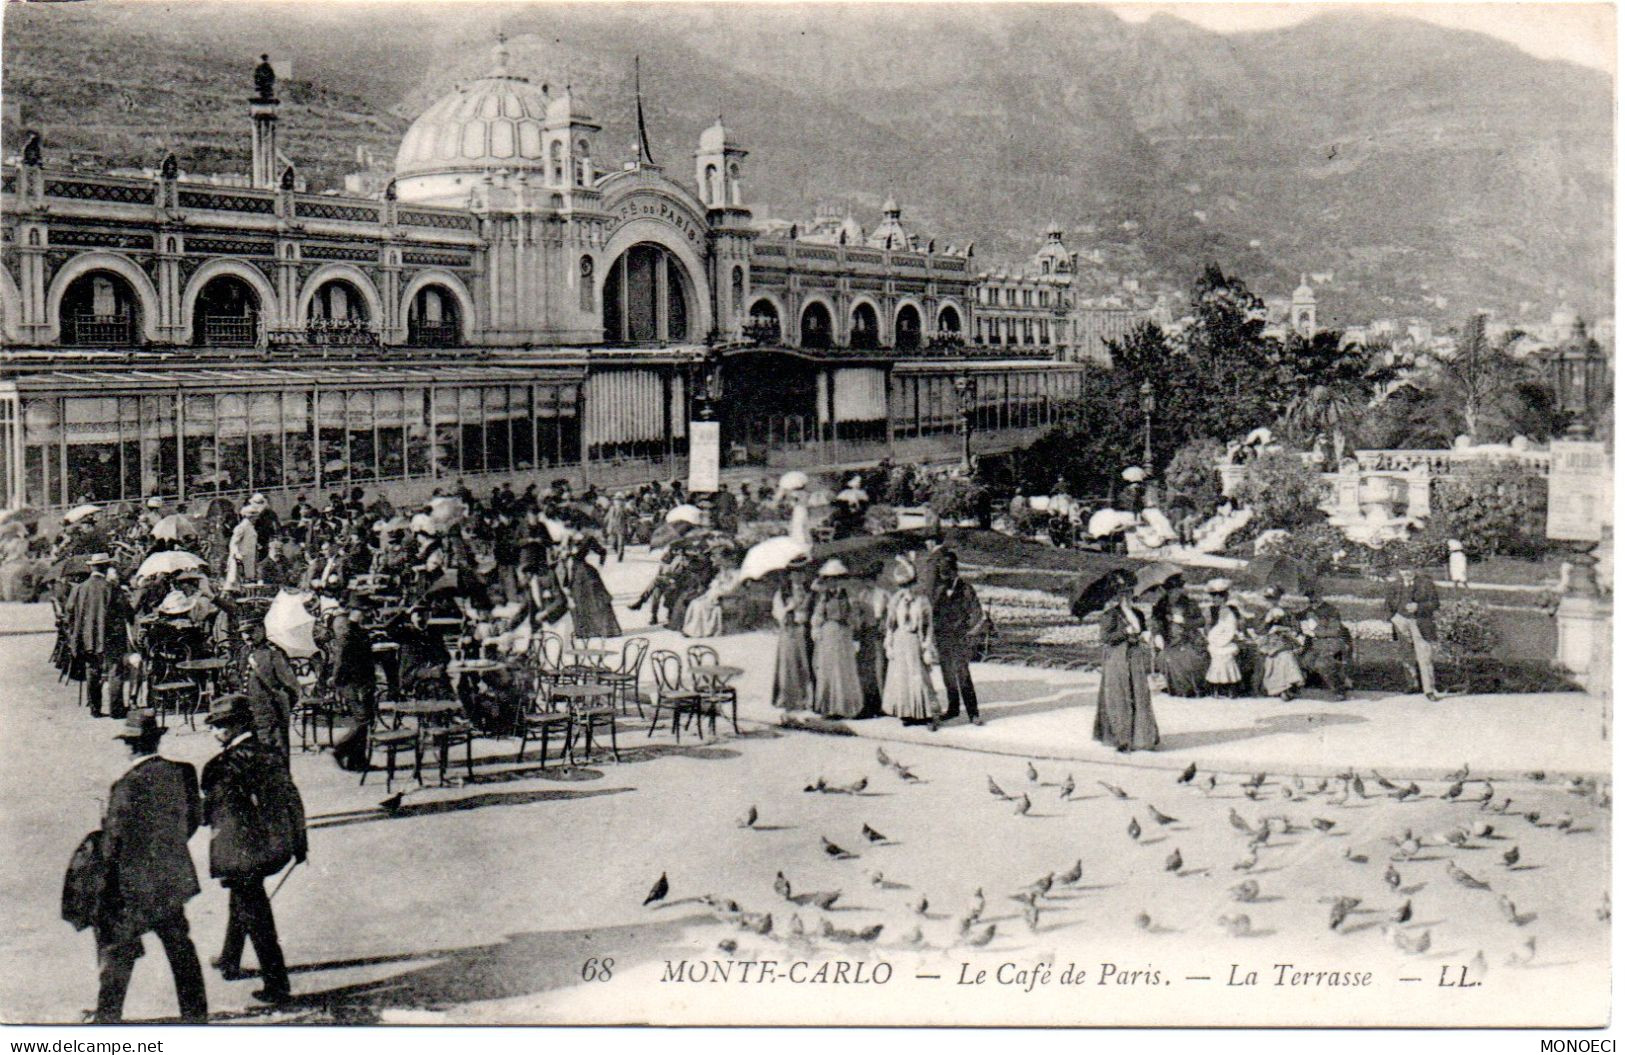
[1079,568,1160,752]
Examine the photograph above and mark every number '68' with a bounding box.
[581,957,615,982]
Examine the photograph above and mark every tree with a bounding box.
[1279,331,1398,464]
[1182,264,1288,442]
[1429,462,1550,558]
[1231,449,1326,531]
[1434,312,1542,443]
[1163,438,1225,516]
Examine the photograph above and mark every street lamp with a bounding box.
[953,375,977,471]
[1139,380,1155,470]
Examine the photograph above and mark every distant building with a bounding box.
[972,223,1073,359]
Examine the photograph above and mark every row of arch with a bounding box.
[5,252,477,347]
[746,294,962,351]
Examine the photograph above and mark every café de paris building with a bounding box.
[0,47,1083,515]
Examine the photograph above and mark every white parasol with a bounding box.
[665,503,703,526]
[429,495,466,526]
[264,590,318,658]
[740,536,812,581]
[150,514,200,541]
[777,470,809,492]
[63,503,102,525]
[1088,509,1139,538]
[1121,466,1147,483]
[135,550,206,580]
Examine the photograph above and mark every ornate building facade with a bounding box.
[0,47,1085,513]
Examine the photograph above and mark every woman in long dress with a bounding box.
[771,568,815,712]
[852,581,889,717]
[559,534,621,639]
[1155,584,1209,697]
[810,562,864,718]
[1204,579,1244,697]
[882,559,941,729]
[1256,587,1306,700]
[1093,575,1159,752]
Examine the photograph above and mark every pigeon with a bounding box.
[1600,892,1612,923]
[1396,783,1421,802]
[1555,813,1576,831]
[378,791,406,814]
[1328,896,1359,931]
[902,925,925,947]
[1387,925,1431,954]
[862,824,888,843]
[1505,936,1537,967]
[1058,859,1083,886]
[1059,774,1076,800]
[876,747,892,768]
[1447,860,1491,891]
[1148,804,1178,826]
[828,777,868,796]
[1526,770,1546,782]
[1343,849,1369,864]
[1178,762,1197,784]
[1229,808,1254,835]
[895,765,922,783]
[1023,899,1041,932]
[969,888,986,919]
[1443,781,1464,801]
[791,890,841,911]
[1280,785,1294,800]
[804,777,827,793]
[738,805,759,829]
[1312,818,1336,832]
[1498,895,1532,926]
[822,837,855,859]
[1447,763,1470,782]
[1232,849,1259,872]
[1246,771,1268,789]
[911,894,929,916]
[1502,845,1520,868]
[774,871,793,899]
[1023,873,1056,899]
[1471,820,1494,839]
[1374,772,1398,791]
[1204,774,1218,793]
[1351,774,1367,798]
[1014,793,1033,816]
[1392,899,1412,924]
[1525,811,1542,825]
[1248,826,1272,850]
[1218,913,1253,937]
[1443,828,1470,848]
[1230,879,1260,903]
[1244,786,1261,801]
[1128,817,1142,840]
[1384,864,1401,890]
[1165,848,1184,873]
[1392,836,1422,860]
[643,872,669,906]
[717,938,738,955]
[1099,781,1129,800]
[987,776,1010,799]
[963,923,996,947]
[788,914,806,939]
[1134,911,1153,930]
[1478,782,1495,805]
[866,869,888,887]
[1027,761,1040,783]
[738,911,773,935]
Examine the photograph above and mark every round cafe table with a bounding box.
[176,656,230,725]
[546,683,619,765]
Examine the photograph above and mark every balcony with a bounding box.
[408,323,461,348]
[743,322,782,346]
[201,314,259,347]
[65,313,134,347]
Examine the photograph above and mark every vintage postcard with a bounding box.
[0,0,1612,1034]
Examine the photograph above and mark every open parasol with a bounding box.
[740,536,812,581]
[647,520,693,549]
[1088,509,1139,538]
[136,550,206,580]
[0,507,40,527]
[428,495,466,527]
[777,469,809,492]
[1132,561,1186,597]
[150,514,199,541]
[264,591,318,658]
[665,503,703,526]
[1248,554,1316,595]
[63,503,102,525]
[1069,567,1137,620]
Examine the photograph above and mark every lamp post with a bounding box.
[953,375,976,471]
[1139,380,1155,471]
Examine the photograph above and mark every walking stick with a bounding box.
[269,859,301,900]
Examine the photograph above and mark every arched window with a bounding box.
[576,140,591,186]
[746,298,780,345]
[800,301,833,350]
[728,163,741,205]
[730,266,744,315]
[580,256,596,313]
[192,275,260,347]
[705,164,719,204]
[894,303,922,350]
[59,270,141,347]
[850,302,879,350]
[407,285,460,346]
[308,280,369,324]
[602,242,693,344]
[550,140,564,184]
[937,304,962,335]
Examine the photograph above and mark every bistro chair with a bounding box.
[686,643,738,736]
[420,716,476,786]
[360,724,420,792]
[647,649,706,743]
[600,637,649,717]
[561,684,620,766]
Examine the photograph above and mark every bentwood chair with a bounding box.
[686,643,739,736]
[600,637,650,718]
[648,650,706,743]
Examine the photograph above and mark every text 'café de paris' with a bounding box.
[0,44,1085,516]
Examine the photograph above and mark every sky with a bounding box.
[1107,2,1616,74]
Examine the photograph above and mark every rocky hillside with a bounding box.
[2,1,1611,325]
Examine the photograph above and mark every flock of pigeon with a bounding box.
[640,748,1610,973]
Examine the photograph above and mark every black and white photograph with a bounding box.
[0,0,1614,1036]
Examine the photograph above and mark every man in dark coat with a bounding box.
[930,552,986,726]
[328,602,377,771]
[1298,588,1351,700]
[66,555,134,718]
[242,623,301,764]
[93,710,207,1023]
[201,694,306,1005]
[1384,565,1441,700]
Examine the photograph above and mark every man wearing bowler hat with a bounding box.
[91,710,207,1023]
[201,694,305,1005]
[66,553,134,718]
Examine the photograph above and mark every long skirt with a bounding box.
[812,621,864,718]
[1162,643,1209,697]
[682,592,723,638]
[1261,648,1305,696]
[1206,644,1241,686]
[772,623,814,711]
[569,566,622,639]
[881,629,940,720]
[1094,643,1159,751]
[855,628,885,717]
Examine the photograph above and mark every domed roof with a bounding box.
[1292,274,1315,300]
[394,42,552,180]
[699,116,735,153]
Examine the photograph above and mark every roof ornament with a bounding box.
[632,56,656,166]
[253,53,276,102]
[492,32,510,75]
[22,130,43,167]
[279,164,296,191]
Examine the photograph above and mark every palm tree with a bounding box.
[1285,382,1362,465]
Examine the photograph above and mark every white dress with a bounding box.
[1205,604,1242,685]
[881,590,941,720]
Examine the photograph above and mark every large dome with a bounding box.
[394,44,551,184]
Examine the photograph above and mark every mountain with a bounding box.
[2,1,1612,325]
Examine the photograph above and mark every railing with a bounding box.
[201,314,258,347]
[266,322,381,348]
[1352,447,1552,475]
[66,313,134,347]
[743,322,781,346]
[407,323,461,348]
